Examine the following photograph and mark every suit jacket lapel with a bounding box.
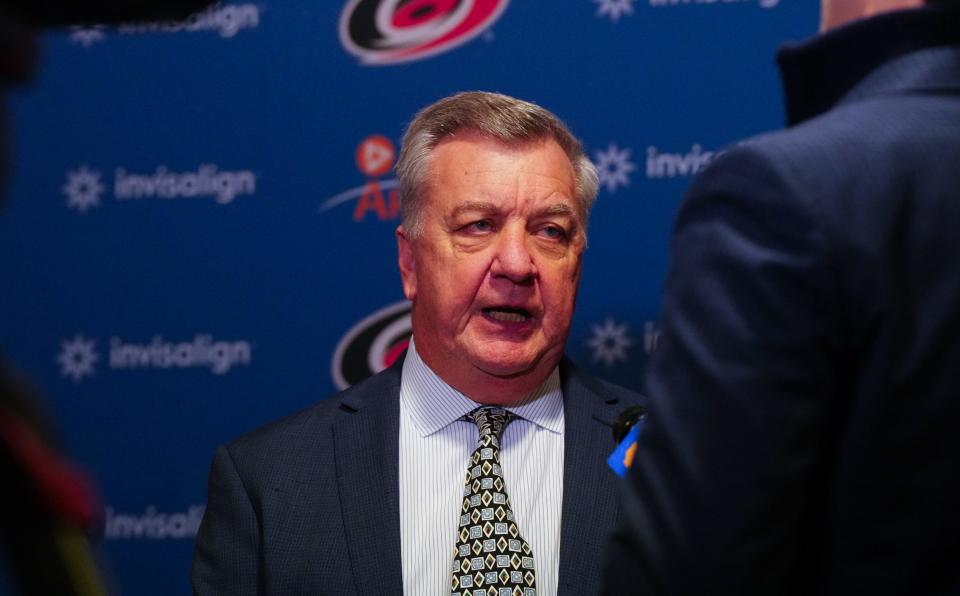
[557,360,628,596]
[332,363,403,595]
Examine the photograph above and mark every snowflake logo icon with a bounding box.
[594,143,637,193]
[62,166,105,214]
[57,335,100,383]
[594,0,635,22]
[68,26,107,48]
[587,318,634,368]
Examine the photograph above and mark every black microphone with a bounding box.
[612,405,646,444]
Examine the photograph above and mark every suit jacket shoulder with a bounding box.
[607,39,960,596]
[224,362,399,473]
[192,363,403,596]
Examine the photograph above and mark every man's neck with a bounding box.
[449,371,552,407]
[411,338,560,407]
[821,0,923,31]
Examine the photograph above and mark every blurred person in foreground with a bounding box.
[0,3,211,594]
[604,0,960,594]
[192,91,644,596]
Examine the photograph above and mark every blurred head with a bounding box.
[395,92,594,404]
[820,0,925,31]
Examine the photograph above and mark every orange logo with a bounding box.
[353,135,400,221]
[319,135,402,222]
[356,135,395,177]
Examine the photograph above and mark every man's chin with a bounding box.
[468,349,550,381]
[474,361,535,379]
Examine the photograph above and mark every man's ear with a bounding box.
[397,225,417,301]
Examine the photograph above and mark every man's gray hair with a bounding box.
[395,91,599,239]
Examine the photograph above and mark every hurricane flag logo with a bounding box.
[339,0,509,65]
[332,301,412,389]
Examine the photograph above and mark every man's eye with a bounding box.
[468,220,492,232]
[540,225,567,240]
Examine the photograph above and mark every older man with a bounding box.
[192,91,643,596]
[604,0,960,594]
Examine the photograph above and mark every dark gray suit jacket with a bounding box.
[193,357,643,595]
[606,6,960,596]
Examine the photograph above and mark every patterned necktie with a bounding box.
[451,406,537,596]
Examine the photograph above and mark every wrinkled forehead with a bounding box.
[424,131,578,207]
[430,128,575,171]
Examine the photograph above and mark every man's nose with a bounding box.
[490,226,537,284]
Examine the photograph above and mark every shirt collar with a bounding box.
[400,337,564,438]
[777,4,960,126]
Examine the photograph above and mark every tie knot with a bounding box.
[467,406,513,440]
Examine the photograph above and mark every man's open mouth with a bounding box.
[482,307,532,323]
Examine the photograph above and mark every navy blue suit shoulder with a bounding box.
[605,9,960,596]
[192,364,402,596]
[225,361,400,464]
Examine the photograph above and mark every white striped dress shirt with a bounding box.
[399,338,565,596]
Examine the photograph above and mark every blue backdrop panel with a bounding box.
[0,1,816,594]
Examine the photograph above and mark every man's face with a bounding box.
[397,132,584,398]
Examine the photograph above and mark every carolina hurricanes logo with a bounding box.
[332,301,412,389]
[339,0,509,65]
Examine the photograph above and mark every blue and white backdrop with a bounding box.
[1,1,815,593]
